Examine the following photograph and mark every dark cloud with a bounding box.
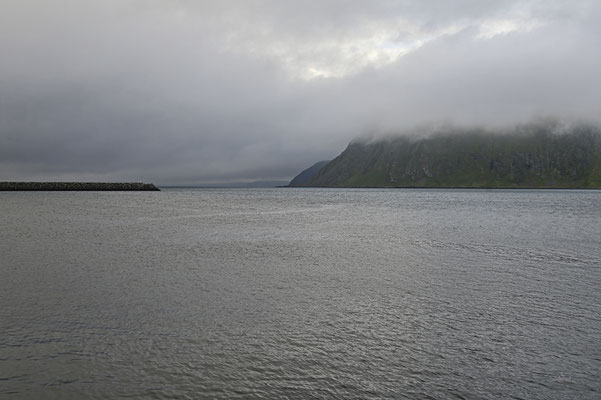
[1,0,600,184]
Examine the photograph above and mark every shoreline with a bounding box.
[282,185,601,190]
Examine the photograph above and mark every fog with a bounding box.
[1,0,600,184]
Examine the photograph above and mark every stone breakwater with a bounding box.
[0,182,161,191]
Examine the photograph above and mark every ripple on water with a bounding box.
[1,188,600,399]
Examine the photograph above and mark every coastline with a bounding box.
[283,185,601,190]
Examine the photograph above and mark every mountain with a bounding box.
[288,160,330,186]
[301,121,601,188]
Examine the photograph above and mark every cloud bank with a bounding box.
[1,0,600,183]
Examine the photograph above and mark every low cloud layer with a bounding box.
[1,0,600,184]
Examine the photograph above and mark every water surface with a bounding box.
[1,188,600,399]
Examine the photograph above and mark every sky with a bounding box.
[1,0,601,184]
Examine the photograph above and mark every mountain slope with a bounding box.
[288,160,330,186]
[306,122,601,188]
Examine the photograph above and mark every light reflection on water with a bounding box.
[1,188,600,399]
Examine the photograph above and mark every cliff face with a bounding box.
[305,122,601,188]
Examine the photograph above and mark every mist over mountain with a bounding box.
[2,1,601,183]
[291,120,601,188]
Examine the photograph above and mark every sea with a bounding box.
[1,188,600,399]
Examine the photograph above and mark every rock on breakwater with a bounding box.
[0,182,161,191]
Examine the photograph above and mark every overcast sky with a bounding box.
[1,0,600,184]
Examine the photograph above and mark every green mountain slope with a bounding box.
[288,160,330,186]
[305,122,601,188]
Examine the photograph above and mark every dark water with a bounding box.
[1,188,601,399]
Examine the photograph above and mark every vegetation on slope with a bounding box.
[288,160,330,186]
[301,121,601,188]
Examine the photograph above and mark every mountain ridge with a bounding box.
[290,121,601,188]
[288,160,330,186]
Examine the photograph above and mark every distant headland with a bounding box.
[0,182,161,191]
[289,120,601,189]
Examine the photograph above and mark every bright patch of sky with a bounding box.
[222,13,548,81]
[476,18,546,39]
